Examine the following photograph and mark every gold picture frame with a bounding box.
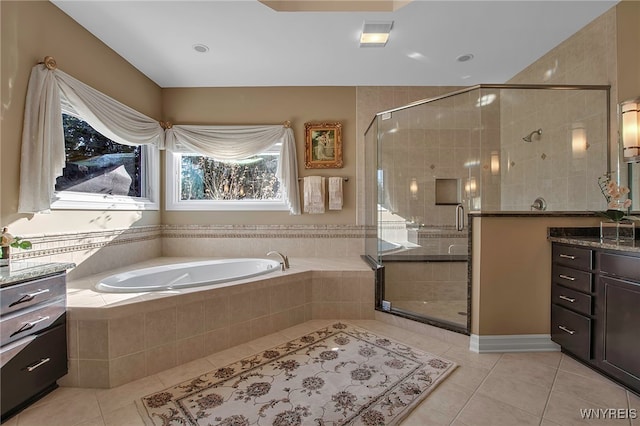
[304,122,343,169]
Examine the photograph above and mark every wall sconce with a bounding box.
[571,122,587,157]
[409,177,418,200]
[620,98,640,162]
[490,151,500,175]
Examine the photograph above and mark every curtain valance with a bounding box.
[165,125,301,215]
[18,62,301,215]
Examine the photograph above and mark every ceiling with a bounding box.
[51,0,618,88]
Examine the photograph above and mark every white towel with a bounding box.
[328,177,343,210]
[303,176,325,214]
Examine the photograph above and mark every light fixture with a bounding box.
[456,53,474,62]
[192,44,209,53]
[571,122,587,157]
[359,21,393,47]
[490,151,500,175]
[620,98,640,162]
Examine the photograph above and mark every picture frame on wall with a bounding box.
[304,122,343,169]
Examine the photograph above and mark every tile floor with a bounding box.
[3,319,639,426]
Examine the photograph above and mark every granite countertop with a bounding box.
[548,227,640,254]
[0,261,75,287]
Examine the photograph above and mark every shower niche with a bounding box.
[364,84,611,334]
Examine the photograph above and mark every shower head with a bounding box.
[523,128,542,142]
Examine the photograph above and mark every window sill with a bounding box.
[165,200,289,212]
[51,192,159,211]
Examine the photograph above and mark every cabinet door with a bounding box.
[595,276,640,393]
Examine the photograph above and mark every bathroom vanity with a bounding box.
[0,262,74,421]
[549,233,640,395]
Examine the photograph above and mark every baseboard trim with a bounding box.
[469,334,561,353]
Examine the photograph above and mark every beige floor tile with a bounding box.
[74,416,106,426]
[95,375,165,414]
[540,419,564,426]
[490,355,558,389]
[629,392,640,426]
[15,391,101,426]
[443,345,502,370]
[0,416,18,426]
[205,342,260,366]
[245,331,291,352]
[543,389,628,426]
[411,380,474,418]
[402,405,456,425]
[559,354,618,384]
[456,393,542,426]
[476,371,552,416]
[154,358,216,387]
[102,403,146,426]
[30,386,98,409]
[445,364,491,392]
[553,370,629,408]
[500,351,562,369]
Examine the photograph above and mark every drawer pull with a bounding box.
[559,274,576,281]
[559,295,576,303]
[558,325,576,335]
[559,254,576,260]
[26,357,51,372]
[9,288,51,307]
[10,316,50,337]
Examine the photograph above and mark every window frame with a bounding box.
[165,151,289,212]
[51,114,160,211]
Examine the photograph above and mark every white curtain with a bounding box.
[19,62,301,215]
[18,63,164,213]
[165,125,301,215]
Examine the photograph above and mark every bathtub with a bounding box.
[95,258,281,293]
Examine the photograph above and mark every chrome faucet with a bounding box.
[267,251,289,271]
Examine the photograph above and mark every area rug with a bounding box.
[138,322,457,425]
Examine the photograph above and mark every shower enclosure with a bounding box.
[364,84,610,334]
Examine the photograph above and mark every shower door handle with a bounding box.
[455,204,464,231]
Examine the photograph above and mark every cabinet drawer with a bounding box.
[0,299,65,347]
[552,245,593,270]
[599,252,640,282]
[1,274,66,316]
[0,324,67,420]
[551,304,591,359]
[552,283,592,316]
[552,265,592,293]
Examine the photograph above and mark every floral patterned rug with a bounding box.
[138,322,457,426]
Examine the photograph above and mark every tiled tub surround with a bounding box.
[10,225,369,280]
[63,256,374,389]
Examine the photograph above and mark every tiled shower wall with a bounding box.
[12,225,368,279]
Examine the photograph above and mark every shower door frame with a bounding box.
[367,83,612,336]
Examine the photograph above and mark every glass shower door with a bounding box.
[375,89,483,332]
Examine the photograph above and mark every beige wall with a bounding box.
[1,1,163,235]
[471,215,601,335]
[162,87,357,225]
[616,1,640,102]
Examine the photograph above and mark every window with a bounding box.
[166,144,288,211]
[52,113,159,210]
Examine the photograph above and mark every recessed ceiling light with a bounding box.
[193,44,209,53]
[456,53,474,62]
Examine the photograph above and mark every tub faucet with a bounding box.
[267,251,289,271]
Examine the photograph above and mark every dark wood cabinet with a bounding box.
[1,272,68,421]
[551,242,640,395]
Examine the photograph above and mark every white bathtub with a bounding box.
[95,258,282,293]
